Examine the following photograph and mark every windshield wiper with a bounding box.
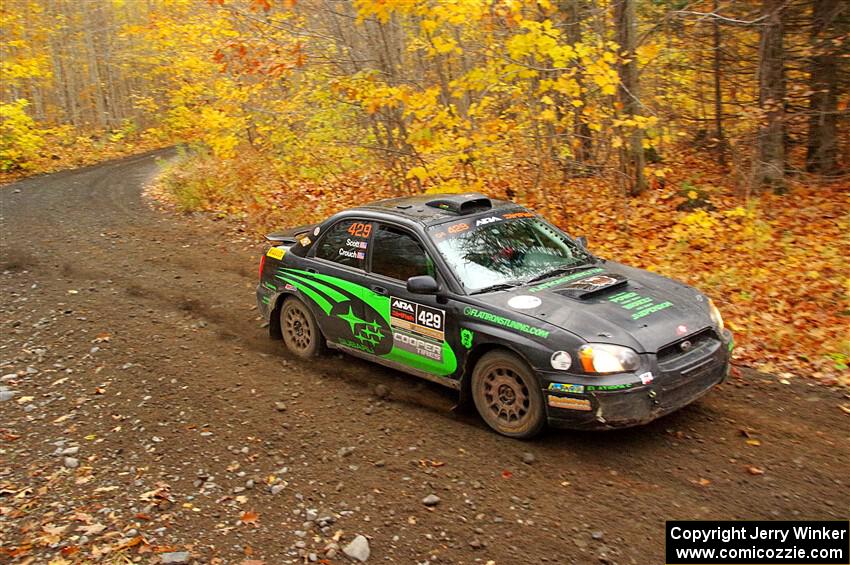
[470,282,522,295]
[524,263,595,285]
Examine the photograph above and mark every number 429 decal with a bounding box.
[390,297,445,341]
[417,309,443,331]
[347,222,372,238]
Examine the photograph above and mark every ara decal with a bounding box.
[463,307,550,338]
[390,297,444,341]
[607,291,673,320]
[528,267,605,292]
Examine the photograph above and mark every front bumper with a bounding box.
[544,328,732,430]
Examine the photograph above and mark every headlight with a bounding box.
[578,343,639,374]
[708,298,724,333]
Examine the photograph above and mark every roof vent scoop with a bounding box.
[426,193,492,215]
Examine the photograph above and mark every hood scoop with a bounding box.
[553,273,629,299]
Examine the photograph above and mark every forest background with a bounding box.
[1,0,848,383]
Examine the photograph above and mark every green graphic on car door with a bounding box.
[275,268,457,376]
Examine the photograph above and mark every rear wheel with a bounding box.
[471,350,546,439]
[280,297,325,358]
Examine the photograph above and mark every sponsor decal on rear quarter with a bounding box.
[266,247,285,260]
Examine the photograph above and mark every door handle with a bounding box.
[371,285,388,296]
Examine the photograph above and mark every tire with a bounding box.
[279,297,325,358]
[471,350,546,439]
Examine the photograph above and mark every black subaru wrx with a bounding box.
[256,193,733,438]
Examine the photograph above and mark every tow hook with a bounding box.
[648,389,659,406]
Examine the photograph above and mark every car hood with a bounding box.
[480,262,715,353]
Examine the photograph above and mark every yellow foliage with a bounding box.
[0,99,45,171]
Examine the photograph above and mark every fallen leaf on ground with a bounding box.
[240,510,259,524]
[77,523,106,535]
[94,486,119,493]
[419,459,445,468]
[746,466,765,475]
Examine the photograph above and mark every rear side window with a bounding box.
[371,224,434,281]
[315,220,372,270]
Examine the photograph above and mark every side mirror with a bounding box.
[576,236,588,249]
[407,275,440,295]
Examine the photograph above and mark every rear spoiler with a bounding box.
[265,233,298,245]
[265,223,319,244]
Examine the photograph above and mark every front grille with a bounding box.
[658,358,725,410]
[657,328,717,364]
[655,327,726,410]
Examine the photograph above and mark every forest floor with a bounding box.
[1,150,848,564]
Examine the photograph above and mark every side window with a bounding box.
[315,220,372,269]
[371,224,434,281]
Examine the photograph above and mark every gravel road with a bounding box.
[1,150,847,564]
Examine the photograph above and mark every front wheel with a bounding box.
[471,350,546,439]
[280,297,325,358]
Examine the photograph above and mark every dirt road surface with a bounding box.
[1,150,847,564]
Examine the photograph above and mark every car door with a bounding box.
[364,222,459,379]
[281,218,390,355]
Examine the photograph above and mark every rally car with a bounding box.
[257,193,733,438]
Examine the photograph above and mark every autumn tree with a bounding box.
[1,0,846,188]
[805,0,847,175]
[755,0,786,192]
[613,0,646,196]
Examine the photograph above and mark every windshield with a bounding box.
[428,210,595,292]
